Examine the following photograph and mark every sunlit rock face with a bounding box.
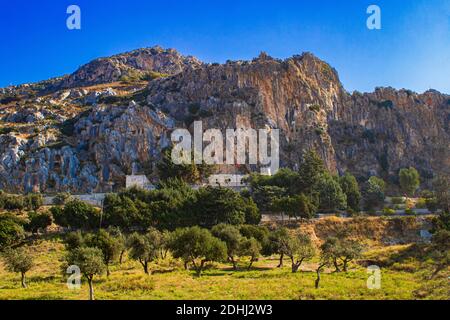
[0,48,449,193]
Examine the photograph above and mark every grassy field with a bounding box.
[0,237,448,300]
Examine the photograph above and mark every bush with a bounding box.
[405,208,415,215]
[52,199,100,229]
[24,194,43,211]
[25,211,53,233]
[383,208,396,216]
[426,198,439,213]
[53,193,72,205]
[0,215,25,249]
[391,197,406,205]
[415,198,427,209]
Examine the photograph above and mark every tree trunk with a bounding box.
[184,261,189,270]
[291,258,304,273]
[315,264,326,289]
[119,250,125,264]
[88,277,94,300]
[247,258,254,271]
[21,272,27,288]
[315,269,321,289]
[106,264,110,277]
[343,259,349,272]
[196,260,206,277]
[333,258,341,272]
[143,261,149,275]
[277,253,284,268]
[230,256,237,270]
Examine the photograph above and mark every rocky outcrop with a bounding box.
[0,48,448,193]
[56,46,202,89]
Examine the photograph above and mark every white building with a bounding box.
[125,175,156,190]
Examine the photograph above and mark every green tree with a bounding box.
[64,231,84,251]
[127,229,162,274]
[157,147,214,184]
[193,187,258,227]
[433,175,450,213]
[54,199,100,229]
[298,150,327,195]
[363,176,386,211]
[321,237,343,272]
[281,233,316,273]
[169,227,227,276]
[106,227,127,264]
[316,174,347,212]
[0,214,25,249]
[85,229,122,276]
[266,228,290,268]
[339,173,361,212]
[238,237,261,270]
[25,211,53,234]
[24,194,44,211]
[272,194,316,220]
[321,234,363,272]
[64,247,105,300]
[211,224,243,270]
[2,248,34,288]
[249,185,287,211]
[429,230,450,279]
[399,167,420,197]
[52,192,72,205]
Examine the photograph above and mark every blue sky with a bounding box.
[1,0,450,93]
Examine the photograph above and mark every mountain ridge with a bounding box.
[0,46,448,193]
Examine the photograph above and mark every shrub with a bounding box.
[415,198,427,209]
[24,194,43,211]
[25,211,53,233]
[53,199,100,229]
[53,192,72,205]
[426,198,439,213]
[405,208,415,215]
[0,215,25,249]
[383,208,396,216]
[391,197,406,205]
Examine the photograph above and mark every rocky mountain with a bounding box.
[0,47,448,193]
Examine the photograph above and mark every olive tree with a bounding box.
[25,211,53,234]
[266,228,290,268]
[85,229,122,276]
[429,230,450,279]
[2,248,34,288]
[211,224,243,270]
[64,247,105,300]
[281,233,316,273]
[127,229,162,275]
[321,235,363,272]
[239,237,261,270]
[169,226,227,276]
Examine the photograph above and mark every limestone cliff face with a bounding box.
[147,52,345,172]
[0,48,448,193]
[332,88,450,180]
